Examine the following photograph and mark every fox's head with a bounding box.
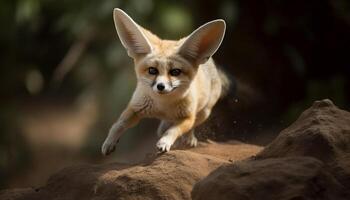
[113,8,225,97]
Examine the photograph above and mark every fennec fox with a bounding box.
[102,8,229,155]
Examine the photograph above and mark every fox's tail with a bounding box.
[217,68,233,98]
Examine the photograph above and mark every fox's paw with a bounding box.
[187,134,198,147]
[178,133,198,148]
[156,135,175,152]
[101,138,119,156]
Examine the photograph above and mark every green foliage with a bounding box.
[0,0,195,97]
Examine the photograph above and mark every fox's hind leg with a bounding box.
[179,108,212,148]
[194,108,212,127]
[156,116,195,152]
[157,120,172,137]
[178,129,198,147]
[188,130,198,147]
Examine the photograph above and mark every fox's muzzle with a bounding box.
[153,77,173,94]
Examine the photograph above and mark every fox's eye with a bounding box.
[169,69,181,76]
[148,67,158,75]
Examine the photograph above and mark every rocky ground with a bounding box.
[1,99,350,200]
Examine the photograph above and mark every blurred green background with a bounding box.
[0,0,349,189]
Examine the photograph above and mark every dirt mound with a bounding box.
[0,188,35,200]
[257,99,350,162]
[0,141,261,200]
[192,99,350,200]
[192,157,347,200]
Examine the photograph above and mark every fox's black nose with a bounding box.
[157,83,165,91]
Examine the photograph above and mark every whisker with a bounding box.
[138,77,153,85]
[172,80,190,88]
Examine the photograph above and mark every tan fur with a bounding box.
[102,8,229,155]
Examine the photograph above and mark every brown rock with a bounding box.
[192,157,347,200]
[0,188,35,200]
[0,141,261,200]
[192,99,350,200]
[257,99,350,188]
[257,99,350,163]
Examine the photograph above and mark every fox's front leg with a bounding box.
[157,120,172,137]
[101,107,140,155]
[156,116,195,152]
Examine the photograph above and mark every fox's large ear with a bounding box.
[178,20,226,65]
[113,8,152,58]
